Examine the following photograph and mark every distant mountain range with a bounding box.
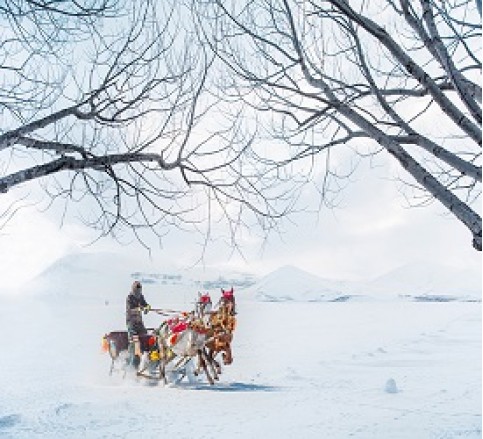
[242,265,356,302]
[19,252,481,303]
[20,251,255,304]
[365,262,481,301]
[246,263,481,302]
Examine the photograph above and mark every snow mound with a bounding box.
[384,378,399,394]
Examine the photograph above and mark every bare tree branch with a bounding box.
[192,0,482,249]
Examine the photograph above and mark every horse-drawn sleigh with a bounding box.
[101,289,237,386]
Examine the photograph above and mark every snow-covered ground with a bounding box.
[0,254,480,438]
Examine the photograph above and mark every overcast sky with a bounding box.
[1,153,480,293]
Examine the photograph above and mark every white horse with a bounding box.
[156,317,218,385]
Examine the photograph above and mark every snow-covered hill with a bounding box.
[244,265,363,302]
[20,251,256,306]
[21,251,144,302]
[19,252,481,304]
[244,263,481,302]
[365,262,481,301]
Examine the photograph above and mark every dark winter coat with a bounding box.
[125,291,149,335]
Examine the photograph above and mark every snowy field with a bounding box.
[0,292,480,439]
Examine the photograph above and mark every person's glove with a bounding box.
[143,304,152,314]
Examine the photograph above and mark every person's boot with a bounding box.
[132,354,140,368]
[132,337,142,369]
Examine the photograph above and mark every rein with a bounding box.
[150,308,188,316]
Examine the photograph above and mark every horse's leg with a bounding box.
[222,342,233,365]
[203,347,219,381]
[198,349,214,385]
[227,345,233,364]
[136,352,148,377]
[210,349,222,374]
[107,336,120,376]
[194,350,203,376]
[195,338,211,376]
[176,356,191,383]
[207,336,222,374]
[207,343,222,374]
[160,357,167,385]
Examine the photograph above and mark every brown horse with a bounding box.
[218,288,236,315]
[102,330,158,376]
[204,302,237,373]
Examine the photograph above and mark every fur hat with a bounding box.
[131,281,142,293]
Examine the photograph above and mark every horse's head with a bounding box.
[221,287,234,300]
[199,292,212,304]
[196,292,212,317]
